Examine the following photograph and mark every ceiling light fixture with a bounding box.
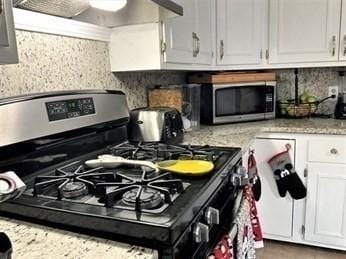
[89,0,127,12]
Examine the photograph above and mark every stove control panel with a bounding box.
[46,98,95,121]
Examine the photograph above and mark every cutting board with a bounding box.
[188,71,276,84]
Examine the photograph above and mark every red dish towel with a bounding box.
[244,186,264,249]
[209,235,234,259]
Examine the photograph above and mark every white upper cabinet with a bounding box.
[305,163,346,248]
[339,0,346,61]
[193,0,213,65]
[268,0,342,64]
[162,0,195,64]
[216,0,266,65]
[162,0,212,65]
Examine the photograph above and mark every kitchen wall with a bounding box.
[0,30,185,109]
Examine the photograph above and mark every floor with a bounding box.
[256,240,346,259]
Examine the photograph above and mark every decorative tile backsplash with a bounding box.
[0,30,342,113]
[0,30,185,109]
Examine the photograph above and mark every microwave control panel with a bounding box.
[265,86,275,112]
[46,98,95,121]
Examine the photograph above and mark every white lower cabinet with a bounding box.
[244,138,295,239]
[245,134,346,250]
[305,163,346,248]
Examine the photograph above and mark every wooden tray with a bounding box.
[188,71,276,84]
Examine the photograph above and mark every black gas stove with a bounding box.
[0,91,243,259]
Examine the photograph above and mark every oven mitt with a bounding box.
[268,150,306,200]
[248,151,261,201]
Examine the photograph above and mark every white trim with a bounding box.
[13,8,112,42]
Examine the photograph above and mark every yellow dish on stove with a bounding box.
[157,160,214,176]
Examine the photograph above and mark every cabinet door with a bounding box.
[216,0,265,65]
[339,0,346,61]
[193,0,213,65]
[269,0,341,64]
[244,138,295,238]
[305,163,346,248]
[162,0,195,64]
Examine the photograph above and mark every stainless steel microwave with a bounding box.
[200,81,276,124]
[0,0,18,64]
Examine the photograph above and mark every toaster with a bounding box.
[128,107,184,144]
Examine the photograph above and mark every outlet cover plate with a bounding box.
[328,86,338,99]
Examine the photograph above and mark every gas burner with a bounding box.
[96,169,189,212]
[61,182,88,199]
[110,142,221,162]
[33,161,116,199]
[122,187,163,210]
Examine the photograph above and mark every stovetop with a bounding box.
[21,143,238,216]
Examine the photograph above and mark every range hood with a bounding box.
[13,0,183,27]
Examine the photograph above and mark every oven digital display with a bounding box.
[46,98,95,121]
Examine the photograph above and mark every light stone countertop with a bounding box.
[1,118,345,259]
[184,118,346,151]
[0,217,158,259]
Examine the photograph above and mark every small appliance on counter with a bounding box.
[188,71,276,125]
[147,84,201,131]
[128,107,184,144]
[335,71,346,119]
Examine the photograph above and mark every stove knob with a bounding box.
[193,222,209,243]
[205,207,220,225]
[231,166,249,186]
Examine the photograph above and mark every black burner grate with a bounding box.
[110,143,222,162]
[33,161,116,199]
[95,169,186,211]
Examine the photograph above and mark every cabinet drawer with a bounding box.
[308,139,346,164]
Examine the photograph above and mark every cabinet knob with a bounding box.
[330,148,338,155]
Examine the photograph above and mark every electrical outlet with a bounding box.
[328,86,338,99]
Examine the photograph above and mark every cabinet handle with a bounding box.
[260,49,263,59]
[192,32,200,57]
[196,33,200,55]
[330,148,338,155]
[331,35,336,56]
[343,35,346,56]
[220,40,224,60]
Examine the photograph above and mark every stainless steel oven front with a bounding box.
[200,81,276,124]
